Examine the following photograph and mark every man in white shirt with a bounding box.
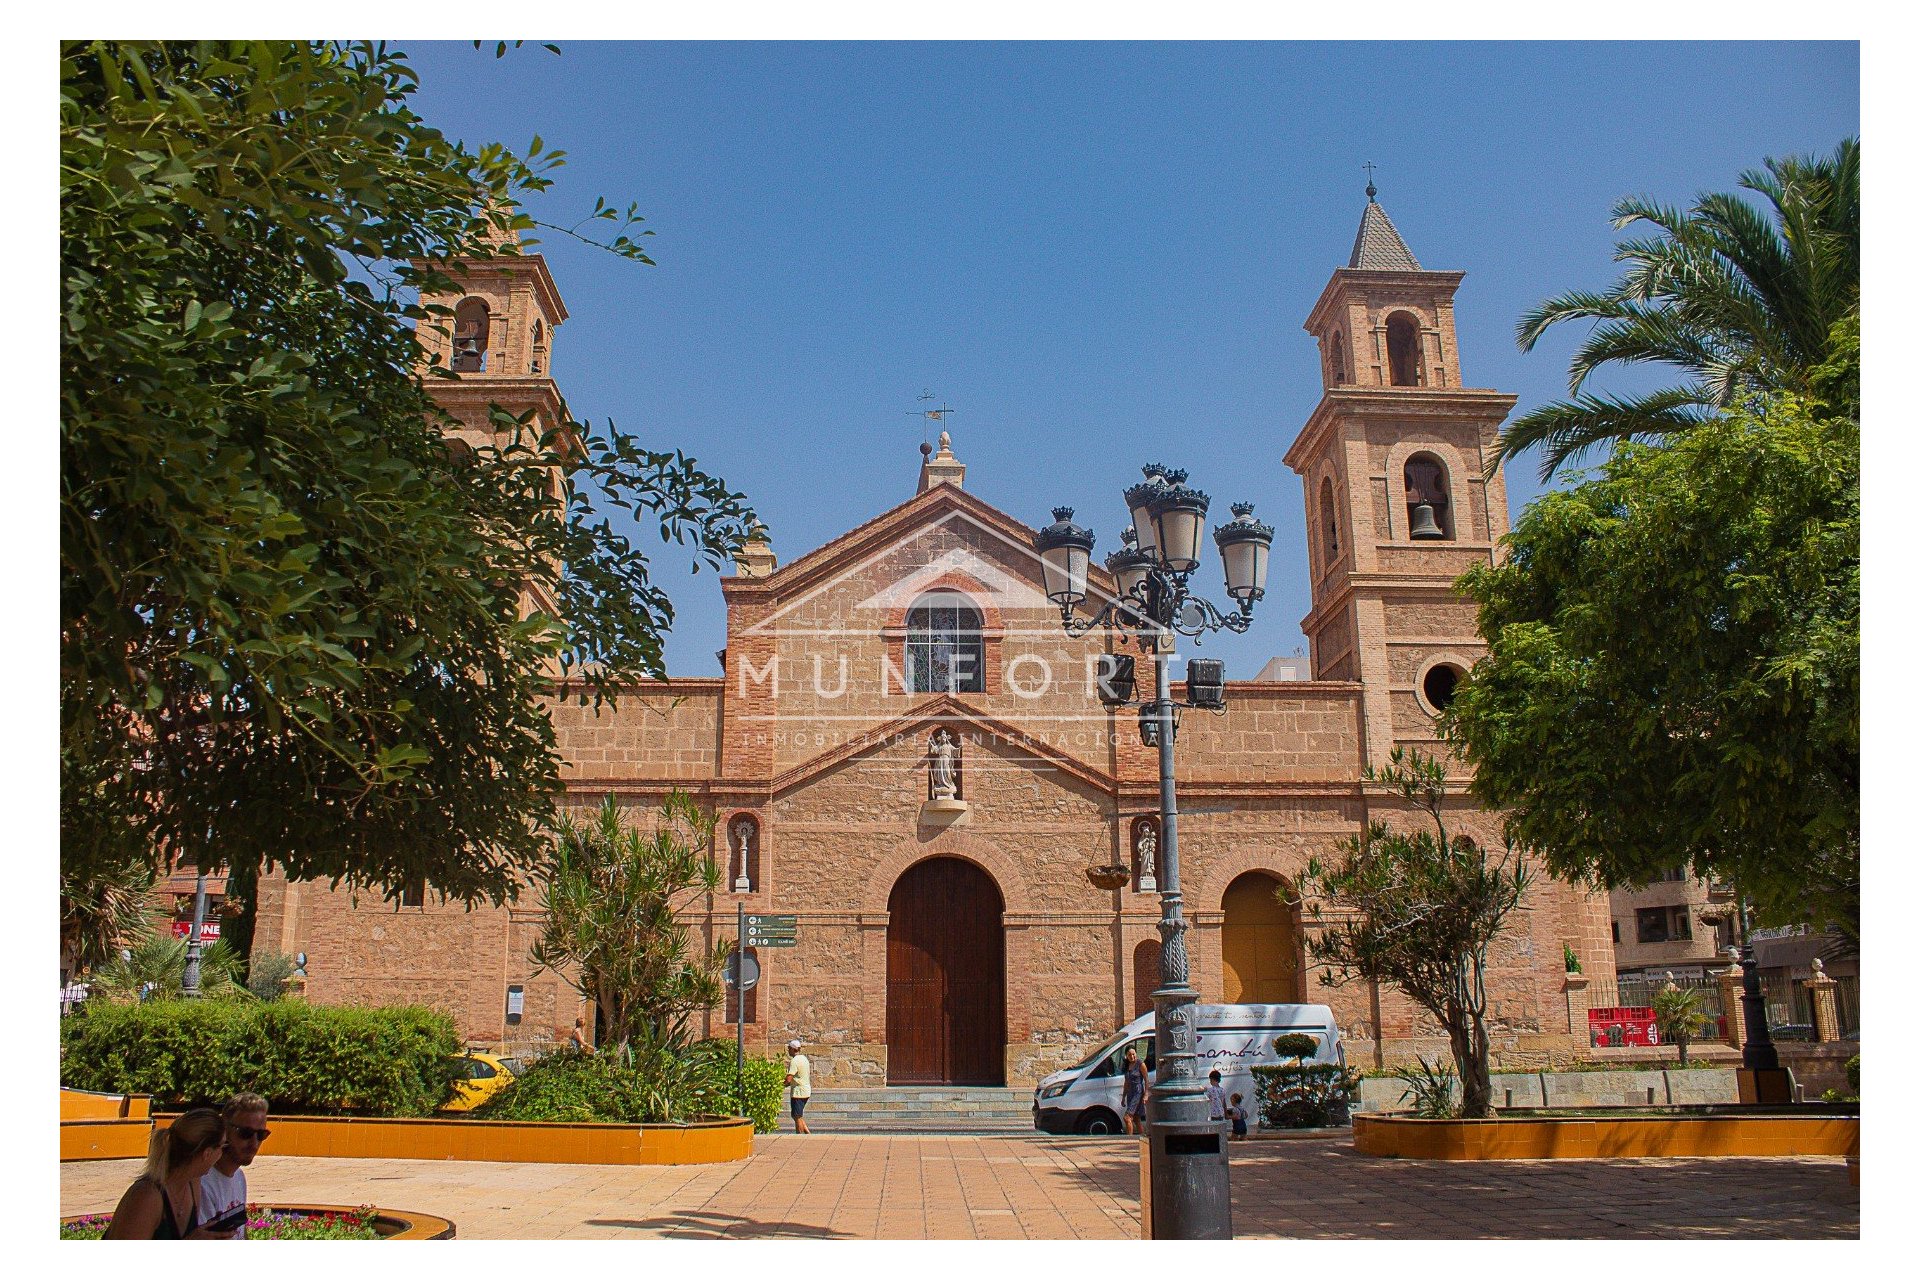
[200,1092,270,1238]
[784,1039,812,1134]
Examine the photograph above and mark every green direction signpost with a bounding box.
[745,914,798,948]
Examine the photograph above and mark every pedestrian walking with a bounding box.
[785,1039,812,1133]
[1205,1070,1228,1124]
[1121,1046,1149,1135]
[1227,1093,1250,1141]
[568,1016,593,1053]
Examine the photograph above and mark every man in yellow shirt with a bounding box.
[784,1039,812,1134]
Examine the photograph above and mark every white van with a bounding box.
[1031,1003,1344,1135]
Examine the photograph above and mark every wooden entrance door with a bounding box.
[1221,871,1300,1003]
[886,857,1005,1084]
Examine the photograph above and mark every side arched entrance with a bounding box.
[1220,871,1300,1003]
[886,857,1006,1084]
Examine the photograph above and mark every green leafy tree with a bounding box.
[1300,750,1533,1120]
[1444,372,1858,942]
[530,793,727,1049]
[61,41,756,919]
[1651,984,1710,1068]
[1496,139,1857,477]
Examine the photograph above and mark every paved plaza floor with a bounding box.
[60,1134,1858,1240]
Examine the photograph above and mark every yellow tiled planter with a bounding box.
[61,1204,456,1239]
[1353,1112,1860,1160]
[152,1112,752,1165]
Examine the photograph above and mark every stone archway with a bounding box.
[1220,871,1300,1003]
[886,857,1006,1084]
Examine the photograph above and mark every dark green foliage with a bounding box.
[1271,1033,1319,1060]
[1497,139,1858,477]
[60,1000,460,1115]
[1392,1057,1459,1119]
[1250,1059,1360,1129]
[1848,1053,1860,1095]
[245,950,298,1001]
[734,1055,787,1134]
[530,793,726,1049]
[61,41,756,913]
[1446,382,1858,942]
[474,1035,756,1125]
[1563,943,1582,974]
[1301,749,1532,1120]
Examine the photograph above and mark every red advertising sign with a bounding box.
[170,921,221,944]
[1588,1006,1659,1047]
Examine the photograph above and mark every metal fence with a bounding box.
[1593,970,1848,1041]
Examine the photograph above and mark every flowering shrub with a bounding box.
[244,1205,380,1239]
[58,1205,382,1240]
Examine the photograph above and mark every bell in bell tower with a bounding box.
[1283,181,1519,766]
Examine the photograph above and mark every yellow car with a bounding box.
[440,1052,521,1113]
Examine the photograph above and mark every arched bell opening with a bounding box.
[1404,452,1454,541]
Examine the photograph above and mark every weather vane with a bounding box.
[906,390,956,447]
[1363,161,1378,202]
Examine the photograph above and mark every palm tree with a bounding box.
[1496,138,1858,479]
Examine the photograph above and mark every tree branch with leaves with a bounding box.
[1299,749,1533,1119]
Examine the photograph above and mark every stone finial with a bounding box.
[918,430,966,492]
[1811,956,1827,978]
[733,525,776,578]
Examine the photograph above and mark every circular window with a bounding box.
[1421,663,1463,713]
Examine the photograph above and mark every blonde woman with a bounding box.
[103,1108,233,1239]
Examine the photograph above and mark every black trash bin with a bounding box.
[1138,1118,1232,1239]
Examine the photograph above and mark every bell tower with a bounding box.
[415,219,571,458]
[415,218,573,619]
[1283,188,1518,766]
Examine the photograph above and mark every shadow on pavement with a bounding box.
[587,1210,854,1240]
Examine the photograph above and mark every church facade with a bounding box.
[253,197,1616,1088]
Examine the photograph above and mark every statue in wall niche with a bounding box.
[732,821,754,892]
[929,729,959,800]
[1135,823,1158,891]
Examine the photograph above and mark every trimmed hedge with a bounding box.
[475,1040,786,1131]
[60,1000,460,1116]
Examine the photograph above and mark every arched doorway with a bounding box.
[1220,871,1299,1003]
[1132,939,1162,1019]
[886,857,1006,1084]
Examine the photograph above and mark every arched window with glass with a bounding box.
[904,593,985,694]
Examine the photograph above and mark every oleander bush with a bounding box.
[60,999,460,1115]
[474,1034,777,1126]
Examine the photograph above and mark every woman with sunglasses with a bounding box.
[103,1107,233,1238]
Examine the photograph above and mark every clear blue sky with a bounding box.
[402,41,1858,679]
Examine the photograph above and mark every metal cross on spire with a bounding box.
[905,390,956,447]
[1363,161,1378,202]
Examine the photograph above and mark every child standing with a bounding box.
[1227,1092,1250,1140]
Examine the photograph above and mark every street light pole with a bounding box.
[1035,468,1273,1241]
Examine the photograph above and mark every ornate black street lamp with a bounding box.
[1036,466,1273,1240]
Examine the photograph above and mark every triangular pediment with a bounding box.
[737,483,1128,636]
